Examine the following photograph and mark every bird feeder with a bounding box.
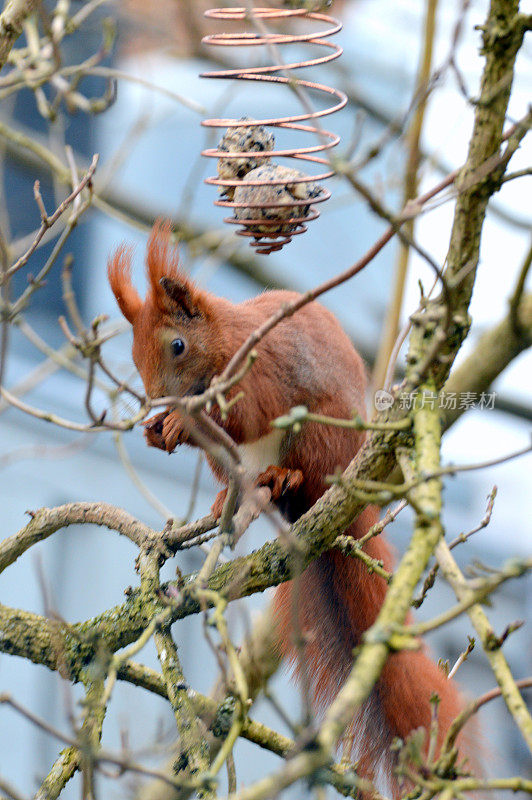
[200,5,346,254]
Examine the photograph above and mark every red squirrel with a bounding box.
[108,222,464,791]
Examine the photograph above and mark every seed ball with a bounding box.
[233,164,323,236]
[217,119,275,199]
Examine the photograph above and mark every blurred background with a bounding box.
[0,0,531,796]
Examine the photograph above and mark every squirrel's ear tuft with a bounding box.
[147,220,203,318]
[108,245,142,324]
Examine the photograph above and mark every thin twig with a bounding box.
[2,154,98,283]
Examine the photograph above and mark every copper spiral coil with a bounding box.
[200,6,346,254]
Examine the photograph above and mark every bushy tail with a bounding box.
[273,506,464,793]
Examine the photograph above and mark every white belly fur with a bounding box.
[237,429,284,479]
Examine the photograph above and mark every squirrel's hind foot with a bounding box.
[211,466,304,519]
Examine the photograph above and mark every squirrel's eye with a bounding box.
[171,338,186,357]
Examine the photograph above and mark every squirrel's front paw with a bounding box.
[143,412,168,451]
[255,466,304,502]
[162,410,187,453]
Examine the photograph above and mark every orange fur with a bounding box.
[107,245,142,324]
[109,223,466,795]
